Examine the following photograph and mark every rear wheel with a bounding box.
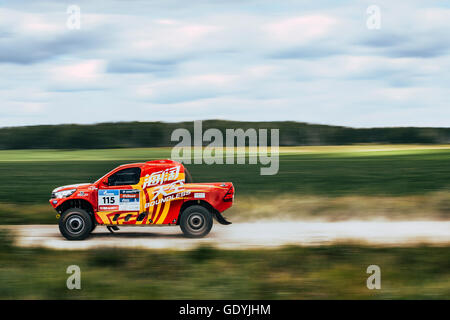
[179,205,213,238]
[59,208,93,240]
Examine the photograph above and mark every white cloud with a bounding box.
[263,15,338,44]
[50,60,106,82]
[0,0,448,128]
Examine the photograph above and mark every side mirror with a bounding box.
[103,178,109,186]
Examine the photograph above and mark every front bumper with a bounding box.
[49,198,64,210]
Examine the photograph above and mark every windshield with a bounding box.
[94,171,110,185]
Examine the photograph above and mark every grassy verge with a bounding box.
[0,229,448,299]
[0,203,57,224]
[228,191,450,222]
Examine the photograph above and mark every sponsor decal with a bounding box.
[77,191,87,197]
[99,190,119,197]
[142,166,180,188]
[145,181,191,207]
[98,189,140,211]
[194,192,205,199]
[152,180,184,200]
[99,205,119,211]
[146,190,191,207]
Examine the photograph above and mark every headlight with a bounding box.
[54,189,76,199]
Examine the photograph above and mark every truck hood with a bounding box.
[52,183,92,193]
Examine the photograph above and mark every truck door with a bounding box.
[97,167,141,225]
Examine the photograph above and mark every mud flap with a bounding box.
[214,211,232,225]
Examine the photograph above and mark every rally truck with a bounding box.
[49,160,234,240]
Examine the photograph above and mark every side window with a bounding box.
[108,167,141,186]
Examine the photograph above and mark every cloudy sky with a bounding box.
[0,0,449,128]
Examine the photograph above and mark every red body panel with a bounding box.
[49,160,234,226]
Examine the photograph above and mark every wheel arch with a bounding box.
[178,200,216,225]
[56,199,95,222]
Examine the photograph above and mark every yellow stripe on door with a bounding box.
[156,201,171,224]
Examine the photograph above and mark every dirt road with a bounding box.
[6,220,450,250]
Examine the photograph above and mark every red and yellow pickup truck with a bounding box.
[50,159,234,240]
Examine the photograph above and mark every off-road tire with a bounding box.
[179,205,213,238]
[59,208,93,240]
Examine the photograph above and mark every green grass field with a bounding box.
[0,146,449,300]
[0,145,448,223]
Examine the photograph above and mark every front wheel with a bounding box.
[179,205,213,238]
[59,208,93,240]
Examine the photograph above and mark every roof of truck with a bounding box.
[146,159,181,166]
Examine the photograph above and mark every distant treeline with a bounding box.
[0,120,448,149]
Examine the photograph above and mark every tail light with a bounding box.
[223,186,234,202]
